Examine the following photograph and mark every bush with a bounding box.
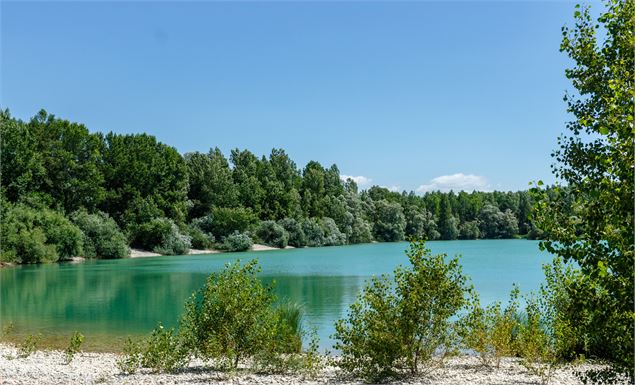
[301,218,325,247]
[516,296,560,385]
[117,260,319,375]
[71,210,129,258]
[349,216,373,244]
[458,286,519,368]
[320,217,346,246]
[334,240,470,382]
[117,338,143,374]
[64,331,84,364]
[219,231,253,252]
[186,222,215,250]
[458,220,481,240]
[133,217,191,255]
[372,200,406,242]
[207,207,257,239]
[256,220,289,248]
[18,334,42,358]
[1,203,83,263]
[140,324,190,373]
[180,260,289,368]
[278,218,306,247]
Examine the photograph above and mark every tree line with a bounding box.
[0,109,543,263]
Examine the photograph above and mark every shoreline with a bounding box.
[129,244,296,259]
[0,344,603,385]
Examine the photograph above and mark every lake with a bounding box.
[0,240,551,351]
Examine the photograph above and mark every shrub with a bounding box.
[301,218,325,247]
[117,260,318,375]
[278,218,306,247]
[179,259,277,368]
[458,220,481,240]
[516,295,560,385]
[116,338,143,374]
[207,207,257,239]
[186,223,215,250]
[458,286,520,368]
[1,203,83,263]
[140,324,189,373]
[320,217,346,246]
[334,240,470,382]
[372,200,406,242]
[349,216,373,244]
[18,333,41,358]
[133,217,191,255]
[256,220,289,248]
[64,331,84,364]
[219,231,252,252]
[71,210,129,258]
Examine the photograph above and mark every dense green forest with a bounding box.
[1,110,542,263]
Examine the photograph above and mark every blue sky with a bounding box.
[1,1,588,193]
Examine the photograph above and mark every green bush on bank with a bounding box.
[132,217,191,255]
[71,210,129,258]
[219,231,253,252]
[256,220,289,248]
[333,240,470,382]
[1,203,83,263]
[278,218,307,247]
[458,286,520,368]
[118,259,321,375]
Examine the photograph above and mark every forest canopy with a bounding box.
[1,110,541,263]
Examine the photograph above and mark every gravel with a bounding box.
[0,344,609,385]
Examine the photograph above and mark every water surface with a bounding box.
[0,240,551,350]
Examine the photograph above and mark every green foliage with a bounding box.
[207,207,258,239]
[372,199,406,242]
[1,203,83,263]
[320,217,346,246]
[278,218,307,247]
[2,108,543,267]
[179,260,276,368]
[334,240,470,382]
[186,224,215,250]
[185,148,238,219]
[71,210,129,258]
[405,206,439,240]
[256,220,289,248]
[100,132,189,227]
[220,231,253,252]
[301,218,326,247]
[140,324,190,373]
[133,217,191,255]
[458,220,481,240]
[532,0,634,381]
[458,286,519,368]
[17,334,42,358]
[116,338,143,374]
[64,331,84,364]
[479,204,519,239]
[516,296,560,385]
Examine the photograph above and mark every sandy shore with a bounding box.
[130,244,294,258]
[0,344,608,385]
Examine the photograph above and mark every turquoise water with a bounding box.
[0,240,551,350]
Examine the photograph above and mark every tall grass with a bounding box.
[275,300,303,353]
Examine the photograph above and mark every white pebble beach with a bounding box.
[0,344,608,385]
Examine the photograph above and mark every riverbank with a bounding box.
[0,344,607,385]
[129,244,295,258]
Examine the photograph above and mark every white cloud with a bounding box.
[340,175,372,186]
[416,173,490,193]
